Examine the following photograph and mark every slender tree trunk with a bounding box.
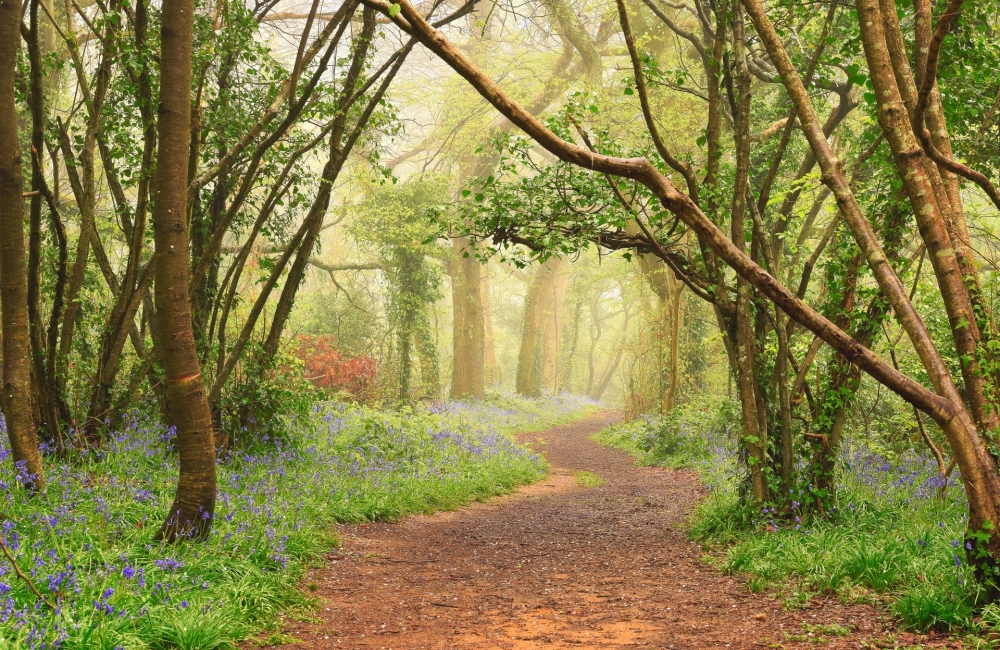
[775,311,793,489]
[586,303,601,397]
[656,293,670,414]
[0,0,45,488]
[481,266,498,386]
[450,237,485,399]
[589,306,631,402]
[398,315,413,401]
[85,267,153,432]
[664,280,683,412]
[590,347,624,402]
[731,5,767,502]
[154,0,217,541]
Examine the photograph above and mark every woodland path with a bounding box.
[271,412,955,649]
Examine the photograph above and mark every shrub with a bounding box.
[294,334,377,399]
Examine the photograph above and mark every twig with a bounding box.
[803,432,829,447]
[0,537,54,608]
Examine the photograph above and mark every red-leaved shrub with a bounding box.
[295,335,376,399]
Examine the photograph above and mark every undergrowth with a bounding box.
[596,397,1000,638]
[0,392,592,649]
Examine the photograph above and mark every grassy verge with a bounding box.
[595,398,1000,640]
[0,392,592,649]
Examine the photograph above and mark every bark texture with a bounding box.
[0,0,45,488]
[154,0,217,540]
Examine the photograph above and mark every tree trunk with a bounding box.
[24,0,67,446]
[585,302,602,397]
[450,237,485,399]
[540,267,566,394]
[0,0,45,488]
[481,266,499,386]
[153,0,217,541]
[730,5,767,502]
[589,305,631,402]
[398,317,413,401]
[414,307,440,399]
[664,280,683,413]
[775,311,793,489]
[562,298,583,392]
[516,259,562,397]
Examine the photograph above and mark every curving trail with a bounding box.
[272,412,954,649]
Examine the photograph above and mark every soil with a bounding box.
[269,411,960,649]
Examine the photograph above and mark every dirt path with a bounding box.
[274,412,955,649]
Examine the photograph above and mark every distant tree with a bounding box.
[354,179,447,401]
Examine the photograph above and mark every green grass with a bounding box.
[0,393,593,649]
[574,471,605,488]
[686,459,982,633]
[593,397,739,470]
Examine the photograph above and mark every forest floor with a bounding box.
[267,411,960,649]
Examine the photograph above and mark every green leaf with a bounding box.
[388,3,401,17]
[623,87,634,95]
[589,105,599,114]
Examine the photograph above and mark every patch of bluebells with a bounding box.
[839,439,965,506]
[0,395,566,647]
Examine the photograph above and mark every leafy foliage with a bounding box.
[295,334,377,399]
